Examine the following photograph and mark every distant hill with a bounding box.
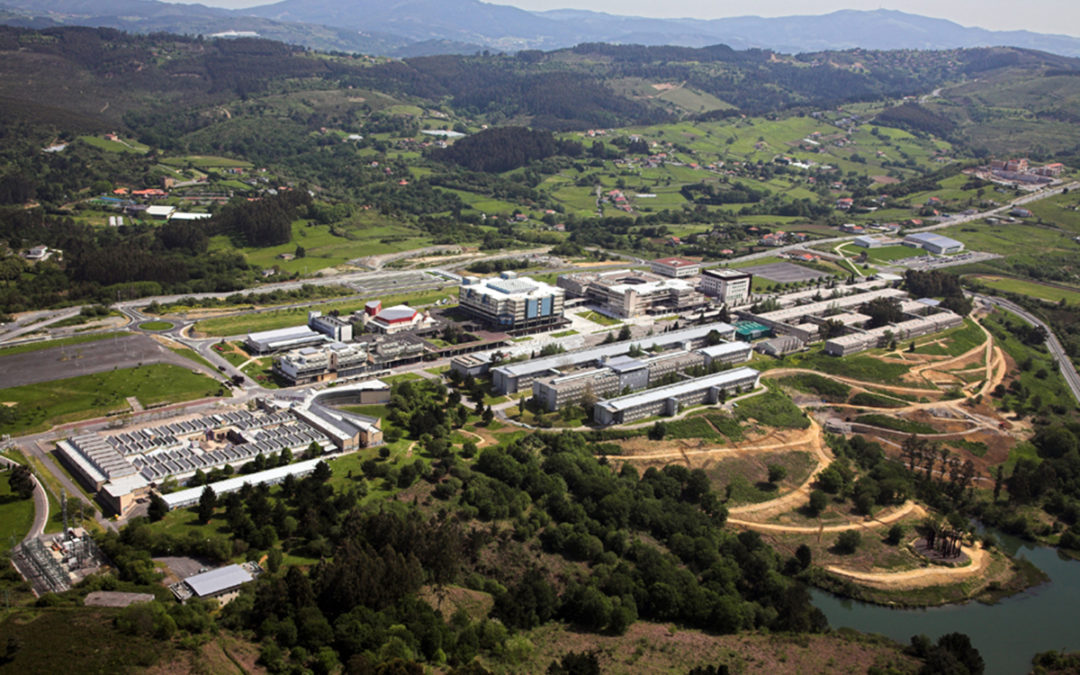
[2,2,1080,58]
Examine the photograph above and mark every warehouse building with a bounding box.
[161,460,324,511]
[246,325,327,354]
[170,562,260,605]
[903,232,965,255]
[593,367,761,426]
[459,273,565,331]
[558,269,707,318]
[491,321,736,394]
[699,268,753,305]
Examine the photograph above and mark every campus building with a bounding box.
[245,326,327,354]
[308,311,353,342]
[458,273,565,331]
[557,269,706,318]
[593,367,761,426]
[823,311,963,356]
[699,268,752,305]
[274,341,368,386]
[170,563,260,605]
[650,257,701,278]
[490,321,736,394]
[533,348,710,412]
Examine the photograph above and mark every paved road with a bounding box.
[0,454,49,540]
[974,293,1080,405]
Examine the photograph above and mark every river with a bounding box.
[812,531,1080,675]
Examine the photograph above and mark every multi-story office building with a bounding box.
[699,268,753,305]
[458,272,565,330]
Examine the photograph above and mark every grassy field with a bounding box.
[0,365,222,436]
[971,275,1080,305]
[575,310,621,326]
[138,321,174,331]
[0,332,121,358]
[0,471,35,552]
[912,318,986,357]
[160,154,253,169]
[735,386,810,429]
[193,287,455,337]
[77,135,149,154]
[776,349,918,386]
[853,414,938,434]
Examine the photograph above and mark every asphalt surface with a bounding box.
[0,334,219,388]
[975,293,1080,405]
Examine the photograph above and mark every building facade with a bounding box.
[650,257,701,278]
[459,273,565,330]
[699,268,753,305]
[593,367,761,426]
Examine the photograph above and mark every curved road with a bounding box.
[0,455,49,541]
[974,293,1080,404]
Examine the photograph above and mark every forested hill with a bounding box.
[2,25,1080,134]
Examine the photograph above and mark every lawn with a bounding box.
[777,373,851,402]
[0,365,223,436]
[576,310,621,326]
[0,471,35,553]
[193,287,454,337]
[777,349,918,386]
[735,386,810,429]
[971,275,1080,305]
[0,332,121,358]
[912,318,986,357]
[138,321,174,331]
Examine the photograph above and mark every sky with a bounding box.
[167,0,1080,36]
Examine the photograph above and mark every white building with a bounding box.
[699,268,753,305]
[593,367,761,426]
[650,257,701,278]
[459,272,565,330]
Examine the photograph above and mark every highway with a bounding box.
[973,293,1080,405]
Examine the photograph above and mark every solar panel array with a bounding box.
[131,421,331,481]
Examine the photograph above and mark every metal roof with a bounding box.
[904,232,963,248]
[697,341,752,357]
[161,458,324,509]
[597,367,760,412]
[185,564,253,597]
[492,321,735,379]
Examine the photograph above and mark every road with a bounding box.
[974,293,1080,404]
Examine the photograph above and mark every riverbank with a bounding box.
[806,550,1047,608]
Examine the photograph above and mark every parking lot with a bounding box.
[743,262,833,283]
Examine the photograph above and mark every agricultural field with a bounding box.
[970,276,1080,305]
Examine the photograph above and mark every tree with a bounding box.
[197,486,217,524]
[806,489,828,516]
[767,464,787,485]
[617,325,633,341]
[8,465,34,500]
[147,492,169,522]
[886,524,905,545]
[295,245,306,258]
[648,421,667,441]
[835,530,861,554]
[795,544,812,571]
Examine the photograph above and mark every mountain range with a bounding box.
[2,0,1080,58]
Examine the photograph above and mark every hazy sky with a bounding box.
[167,0,1080,36]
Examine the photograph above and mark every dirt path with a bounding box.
[726,420,834,520]
[825,544,991,590]
[762,368,940,397]
[729,500,925,534]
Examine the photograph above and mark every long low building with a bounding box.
[246,325,327,354]
[491,321,736,394]
[824,311,963,356]
[161,458,324,510]
[593,367,761,426]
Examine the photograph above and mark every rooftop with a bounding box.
[597,367,760,413]
[904,232,963,248]
[653,257,699,267]
[492,321,735,379]
[161,458,324,509]
[184,564,253,598]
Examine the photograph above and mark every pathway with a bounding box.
[825,544,991,591]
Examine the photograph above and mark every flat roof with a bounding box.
[697,341,752,357]
[652,257,699,267]
[904,232,963,248]
[703,268,752,279]
[248,325,323,342]
[597,367,760,413]
[492,321,735,379]
[161,458,324,509]
[185,564,253,597]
